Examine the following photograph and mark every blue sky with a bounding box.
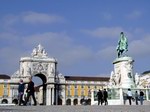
[0,0,150,77]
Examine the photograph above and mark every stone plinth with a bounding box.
[113,56,135,88]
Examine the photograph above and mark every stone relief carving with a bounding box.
[27,66,31,76]
[21,67,24,76]
[109,71,116,86]
[115,70,121,85]
[32,62,48,74]
[109,70,121,87]
[124,61,133,72]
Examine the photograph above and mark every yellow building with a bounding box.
[0,74,11,104]
[64,76,109,105]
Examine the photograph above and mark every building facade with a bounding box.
[0,44,149,105]
[64,76,109,105]
[0,44,110,105]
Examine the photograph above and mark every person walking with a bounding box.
[18,79,25,105]
[103,89,108,105]
[139,90,144,105]
[127,88,132,105]
[96,90,103,105]
[24,77,37,106]
[135,91,139,105]
[123,92,127,105]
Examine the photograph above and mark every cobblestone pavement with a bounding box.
[0,105,150,112]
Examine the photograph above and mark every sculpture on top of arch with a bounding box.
[31,44,48,57]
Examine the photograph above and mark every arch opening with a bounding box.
[1,99,8,104]
[66,99,71,105]
[73,99,78,105]
[32,73,47,105]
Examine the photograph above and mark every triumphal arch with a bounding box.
[10,44,65,105]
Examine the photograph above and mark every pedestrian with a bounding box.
[135,91,139,105]
[18,79,25,105]
[127,88,132,105]
[24,77,37,106]
[123,92,127,105]
[139,90,144,105]
[103,89,108,105]
[96,90,103,105]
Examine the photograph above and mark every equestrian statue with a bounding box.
[116,32,128,58]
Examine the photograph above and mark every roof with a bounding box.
[142,70,150,75]
[0,74,10,79]
[64,76,110,81]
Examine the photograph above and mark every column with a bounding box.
[91,89,94,105]
[71,98,74,105]
[51,87,54,105]
[62,85,66,105]
[146,88,149,100]
[46,85,51,105]
[120,88,123,105]
[9,86,13,104]
[78,98,81,105]
[55,86,58,105]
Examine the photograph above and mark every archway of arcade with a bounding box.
[32,73,47,105]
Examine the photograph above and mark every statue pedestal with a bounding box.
[113,56,135,88]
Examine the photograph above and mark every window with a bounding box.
[75,85,77,88]
[81,89,84,96]
[81,85,84,88]
[74,89,78,97]
[68,89,70,97]
[3,83,8,97]
[68,85,70,89]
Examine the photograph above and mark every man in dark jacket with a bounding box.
[24,77,37,106]
[103,89,108,105]
[96,90,103,105]
[18,79,25,105]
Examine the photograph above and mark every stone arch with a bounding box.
[73,99,78,105]
[66,99,71,105]
[1,99,8,104]
[11,44,58,105]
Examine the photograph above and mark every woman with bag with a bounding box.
[127,88,132,105]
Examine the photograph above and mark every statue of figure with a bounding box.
[135,73,140,86]
[116,32,128,58]
[31,47,37,56]
[114,70,121,86]
[109,71,116,86]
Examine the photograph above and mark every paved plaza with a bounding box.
[0,105,150,112]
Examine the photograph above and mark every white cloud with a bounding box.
[22,12,64,24]
[126,10,142,20]
[59,46,93,65]
[94,33,150,60]
[82,27,127,39]
[2,14,18,26]
[129,34,150,57]
[96,46,116,59]
[1,12,64,29]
